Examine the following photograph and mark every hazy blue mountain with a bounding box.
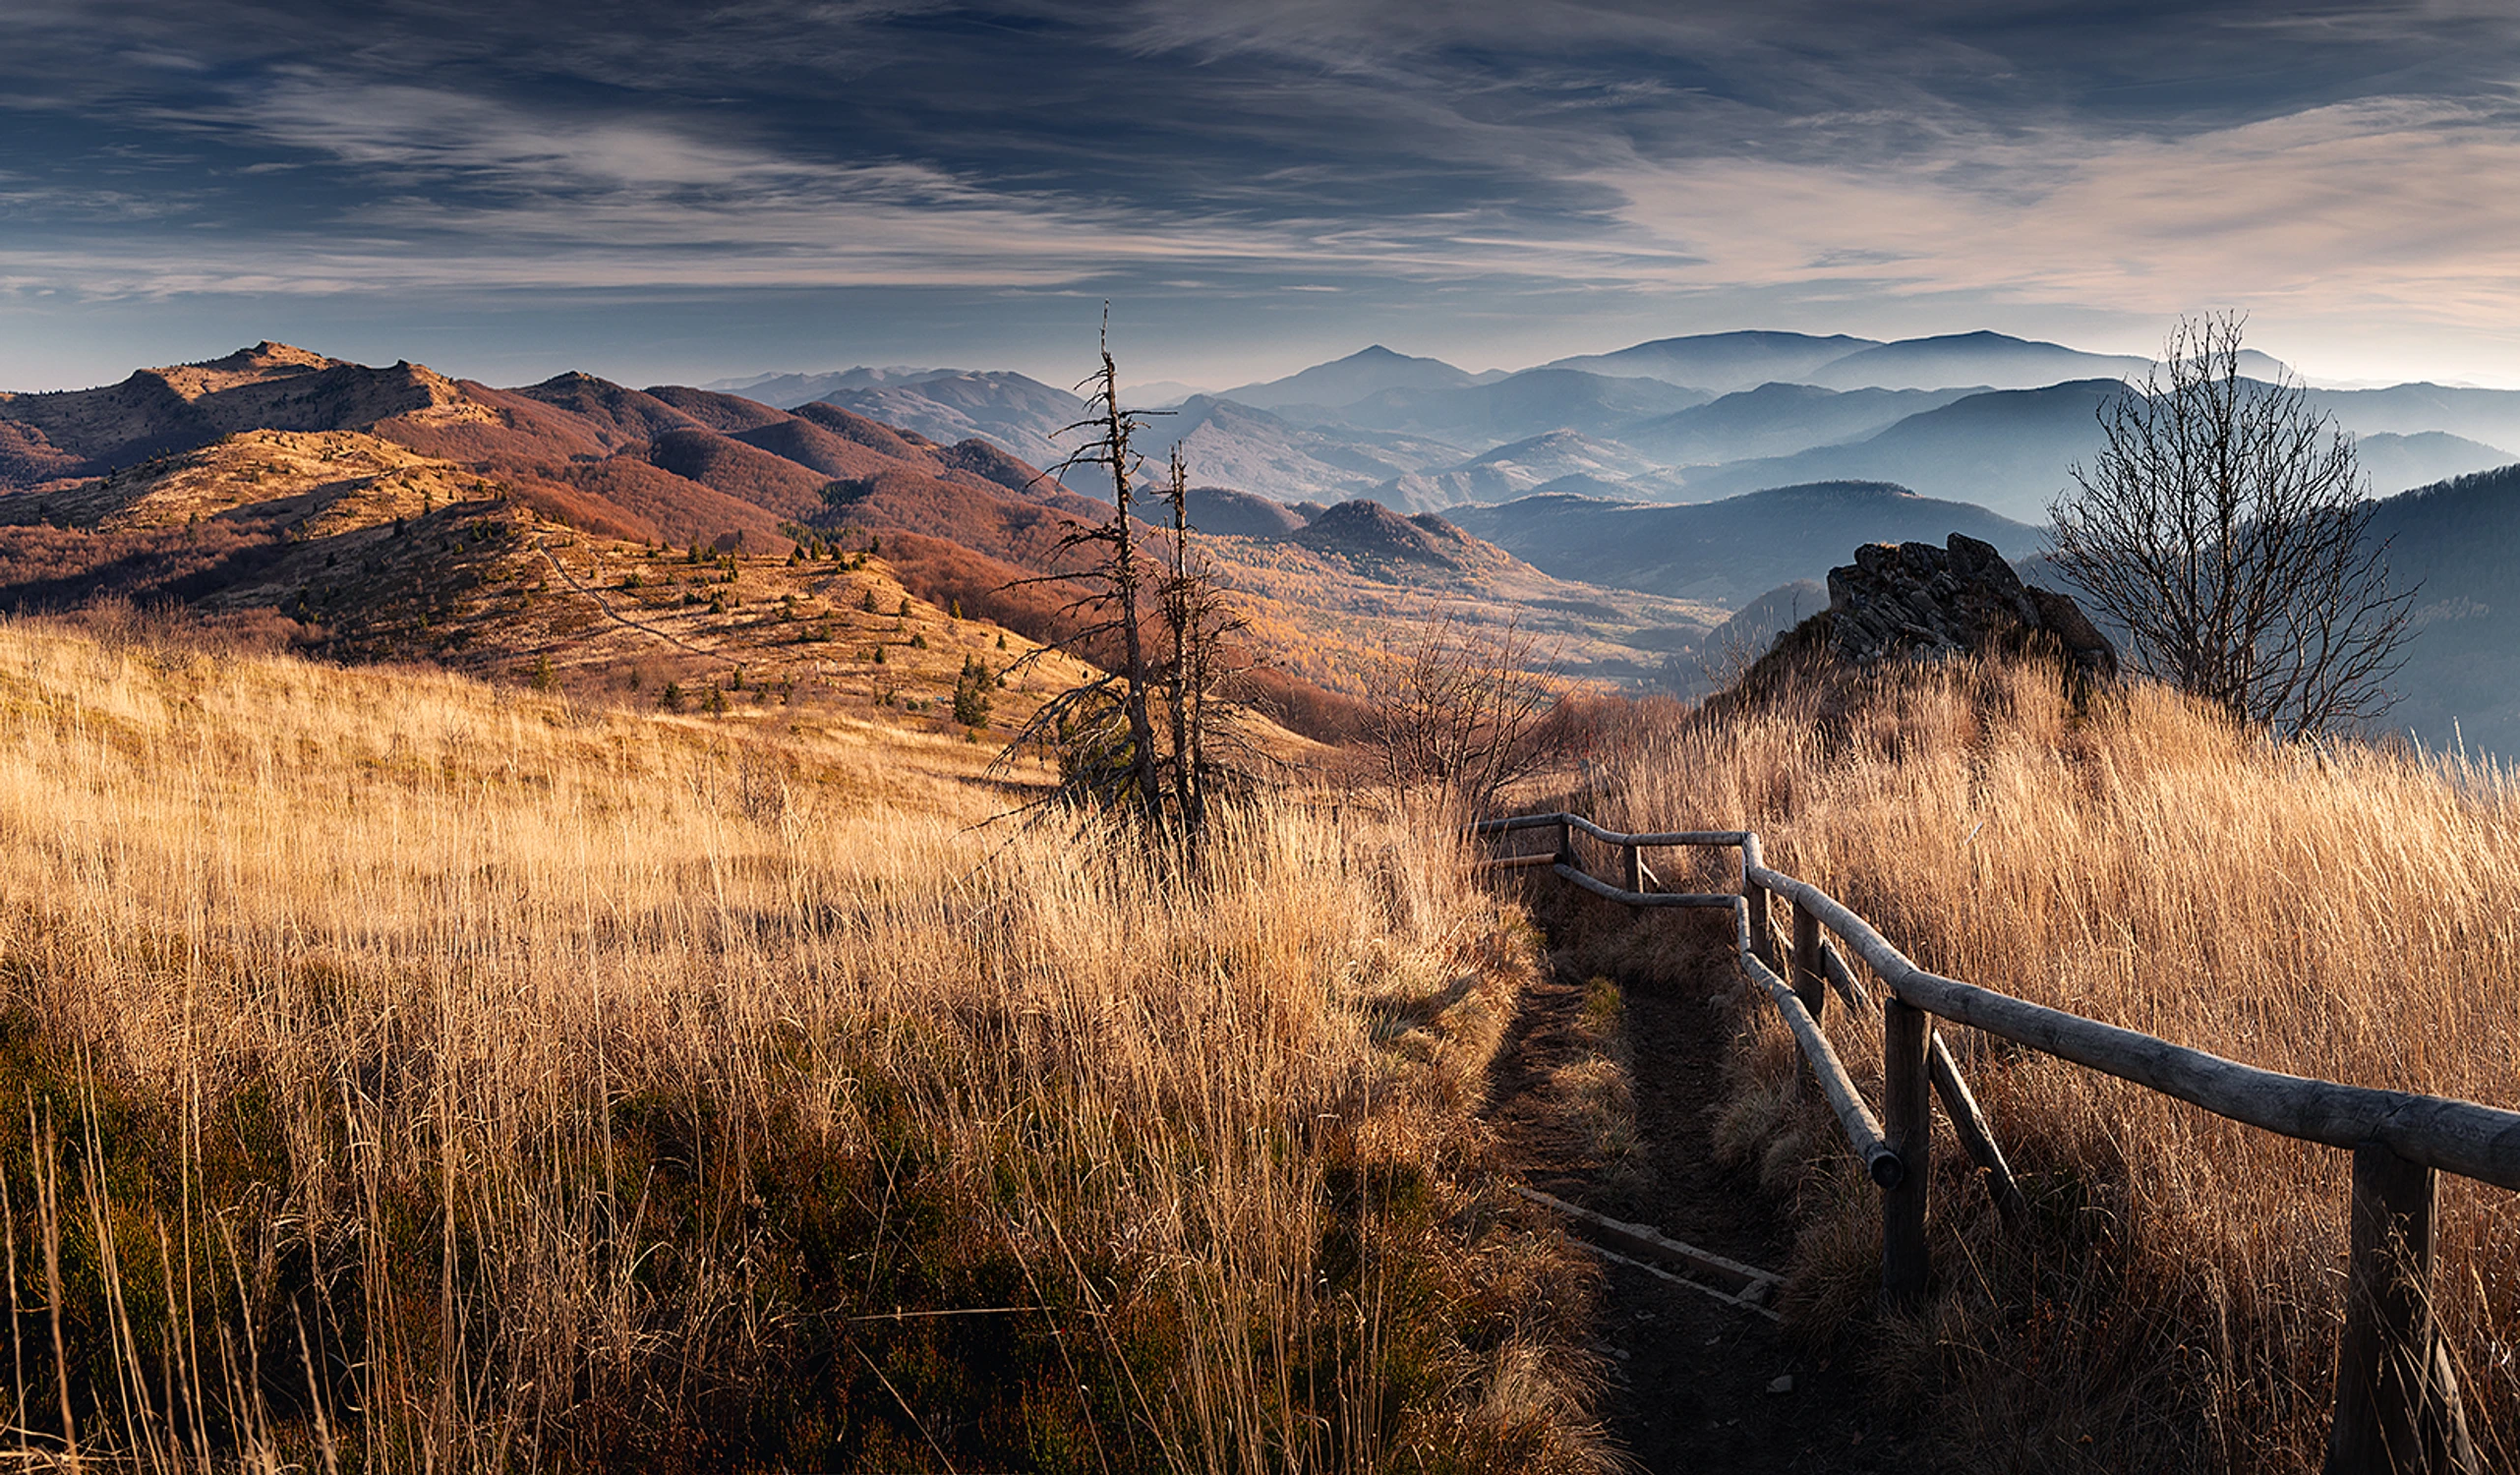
[2007,464,2520,761]
[1126,381,1211,407]
[1663,380,2126,521]
[1375,430,1667,511]
[1653,381,2502,520]
[1326,368,1708,442]
[2315,384,2520,456]
[1543,330,1879,393]
[1215,345,1495,411]
[1619,383,1974,464]
[1446,481,2043,606]
[704,365,965,403]
[1136,395,1467,500]
[1803,329,2289,391]
[2317,464,2520,761]
[2353,432,2515,496]
[1803,331,2141,391]
[813,371,1085,468]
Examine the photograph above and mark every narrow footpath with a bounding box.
[1486,914,1914,1473]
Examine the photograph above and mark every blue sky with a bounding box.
[5,1,2520,391]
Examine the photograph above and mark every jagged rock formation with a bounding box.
[1826,533,2117,680]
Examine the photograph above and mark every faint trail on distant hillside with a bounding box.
[536,534,719,659]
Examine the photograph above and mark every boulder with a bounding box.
[1826,533,2117,680]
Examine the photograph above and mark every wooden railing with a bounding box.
[1473,809,2515,1475]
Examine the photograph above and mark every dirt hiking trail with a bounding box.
[1487,909,1915,1473]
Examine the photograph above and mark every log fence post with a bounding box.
[1554,818,1574,869]
[1791,898,1826,1026]
[1881,995,1930,1306]
[2327,1142,2476,1474]
[1623,842,1643,895]
[1740,835,1772,970]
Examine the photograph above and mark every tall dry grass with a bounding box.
[1601,656,2520,1472]
[0,619,1604,1472]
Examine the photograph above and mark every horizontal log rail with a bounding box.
[1548,862,1736,911]
[1473,808,2511,1473]
[1737,913,1903,1187]
[1474,812,1750,849]
[1745,861,2520,1194]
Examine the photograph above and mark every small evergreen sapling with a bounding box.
[953,655,994,729]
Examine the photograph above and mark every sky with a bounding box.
[4,1,2520,393]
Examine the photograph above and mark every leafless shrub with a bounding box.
[2050,312,2414,737]
[1365,614,1562,809]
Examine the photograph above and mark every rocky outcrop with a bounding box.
[1826,533,2117,680]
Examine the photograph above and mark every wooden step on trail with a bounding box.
[1509,1183,1784,1322]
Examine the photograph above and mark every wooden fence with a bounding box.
[1474,809,2518,1475]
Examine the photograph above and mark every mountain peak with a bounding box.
[198,341,339,372]
[1218,346,1479,411]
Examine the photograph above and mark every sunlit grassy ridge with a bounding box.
[1601,658,2520,1472]
[0,620,1603,1472]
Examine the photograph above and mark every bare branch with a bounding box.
[2050,312,2415,738]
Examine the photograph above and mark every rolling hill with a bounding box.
[808,371,1085,467]
[1802,330,2153,391]
[2350,432,2515,496]
[2334,464,2520,761]
[2314,384,2520,455]
[1541,330,1879,393]
[1665,380,2131,520]
[1308,368,1707,441]
[1134,396,1467,500]
[19,335,2519,753]
[1375,431,1667,511]
[0,422,1123,752]
[1447,481,2043,606]
[1616,382,1973,465]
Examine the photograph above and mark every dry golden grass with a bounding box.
[0,618,1604,1472]
[1599,657,2520,1472]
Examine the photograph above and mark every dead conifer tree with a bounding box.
[1154,444,1257,843]
[998,321,1161,818]
[999,321,1254,845]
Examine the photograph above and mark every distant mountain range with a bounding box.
[686,329,2516,530]
[0,341,1726,717]
[11,328,2520,759]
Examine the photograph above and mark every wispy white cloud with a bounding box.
[1588,96,2520,328]
[17,74,2520,373]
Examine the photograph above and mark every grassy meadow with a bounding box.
[0,618,1607,1472]
[1594,655,2520,1471]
